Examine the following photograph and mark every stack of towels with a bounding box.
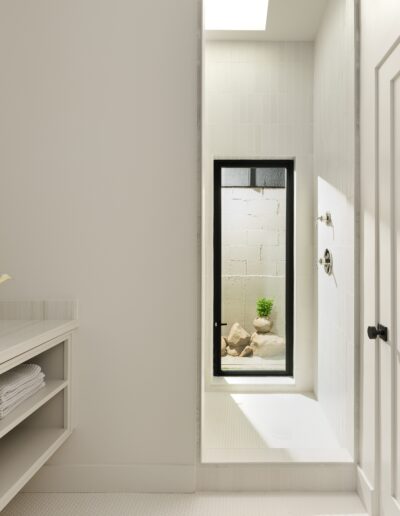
[0,364,46,420]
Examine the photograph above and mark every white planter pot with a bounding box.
[253,316,273,333]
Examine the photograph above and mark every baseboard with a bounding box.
[23,464,196,493]
[357,466,375,515]
[196,463,357,491]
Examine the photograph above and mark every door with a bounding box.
[376,37,400,516]
[360,1,400,514]
[379,39,400,515]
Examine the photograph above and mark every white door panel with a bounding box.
[360,1,400,514]
[377,39,400,516]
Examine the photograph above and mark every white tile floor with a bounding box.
[2,493,367,516]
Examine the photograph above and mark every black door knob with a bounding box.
[367,324,388,342]
[367,326,378,339]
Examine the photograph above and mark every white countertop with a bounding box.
[0,320,78,364]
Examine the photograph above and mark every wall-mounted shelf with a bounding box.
[0,425,69,510]
[0,319,78,365]
[0,380,67,440]
[0,312,78,512]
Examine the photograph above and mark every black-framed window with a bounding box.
[213,159,294,377]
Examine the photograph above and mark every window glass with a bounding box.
[214,161,293,376]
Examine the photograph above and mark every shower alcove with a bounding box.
[201,0,357,466]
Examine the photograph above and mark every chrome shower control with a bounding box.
[319,248,333,275]
[317,212,332,225]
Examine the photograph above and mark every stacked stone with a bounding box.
[221,319,285,359]
[250,316,285,358]
[221,323,252,358]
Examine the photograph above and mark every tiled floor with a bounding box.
[2,492,367,516]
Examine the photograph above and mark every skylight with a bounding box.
[204,0,269,31]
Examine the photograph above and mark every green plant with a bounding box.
[256,297,274,318]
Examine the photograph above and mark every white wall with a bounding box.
[204,41,315,391]
[313,0,356,455]
[0,0,363,494]
[0,0,199,492]
[222,187,286,338]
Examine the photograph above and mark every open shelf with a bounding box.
[0,313,77,512]
[0,380,68,440]
[0,425,70,511]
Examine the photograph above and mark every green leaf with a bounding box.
[256,297,274,318]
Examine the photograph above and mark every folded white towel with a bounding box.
[0,375,46,410]
[0,380,45,419]
[0,373,45,404]
[0,364,43,398]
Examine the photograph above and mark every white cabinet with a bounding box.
[0,319,78,511]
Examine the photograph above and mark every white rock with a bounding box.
[240,345,253,357]
[221,336,227,357]
[250,332,285,358]
[227,322,250,352]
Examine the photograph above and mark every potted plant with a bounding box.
[253,297,274,333]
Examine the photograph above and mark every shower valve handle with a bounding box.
[318,249,333,275]
[316,212,332,225]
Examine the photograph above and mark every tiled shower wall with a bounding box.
[314,0,355,453]
[205,41,315,389]
[222,187,286,337]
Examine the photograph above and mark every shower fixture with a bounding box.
[317,212,332,225]
[319,249,333,275]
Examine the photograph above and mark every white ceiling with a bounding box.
[205,0,328,41]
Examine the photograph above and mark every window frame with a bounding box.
[213,159,294,377]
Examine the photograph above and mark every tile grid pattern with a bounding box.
[205,41,315,389]
[2,492,367,516]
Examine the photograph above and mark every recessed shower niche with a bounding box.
[201,0,357,465]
